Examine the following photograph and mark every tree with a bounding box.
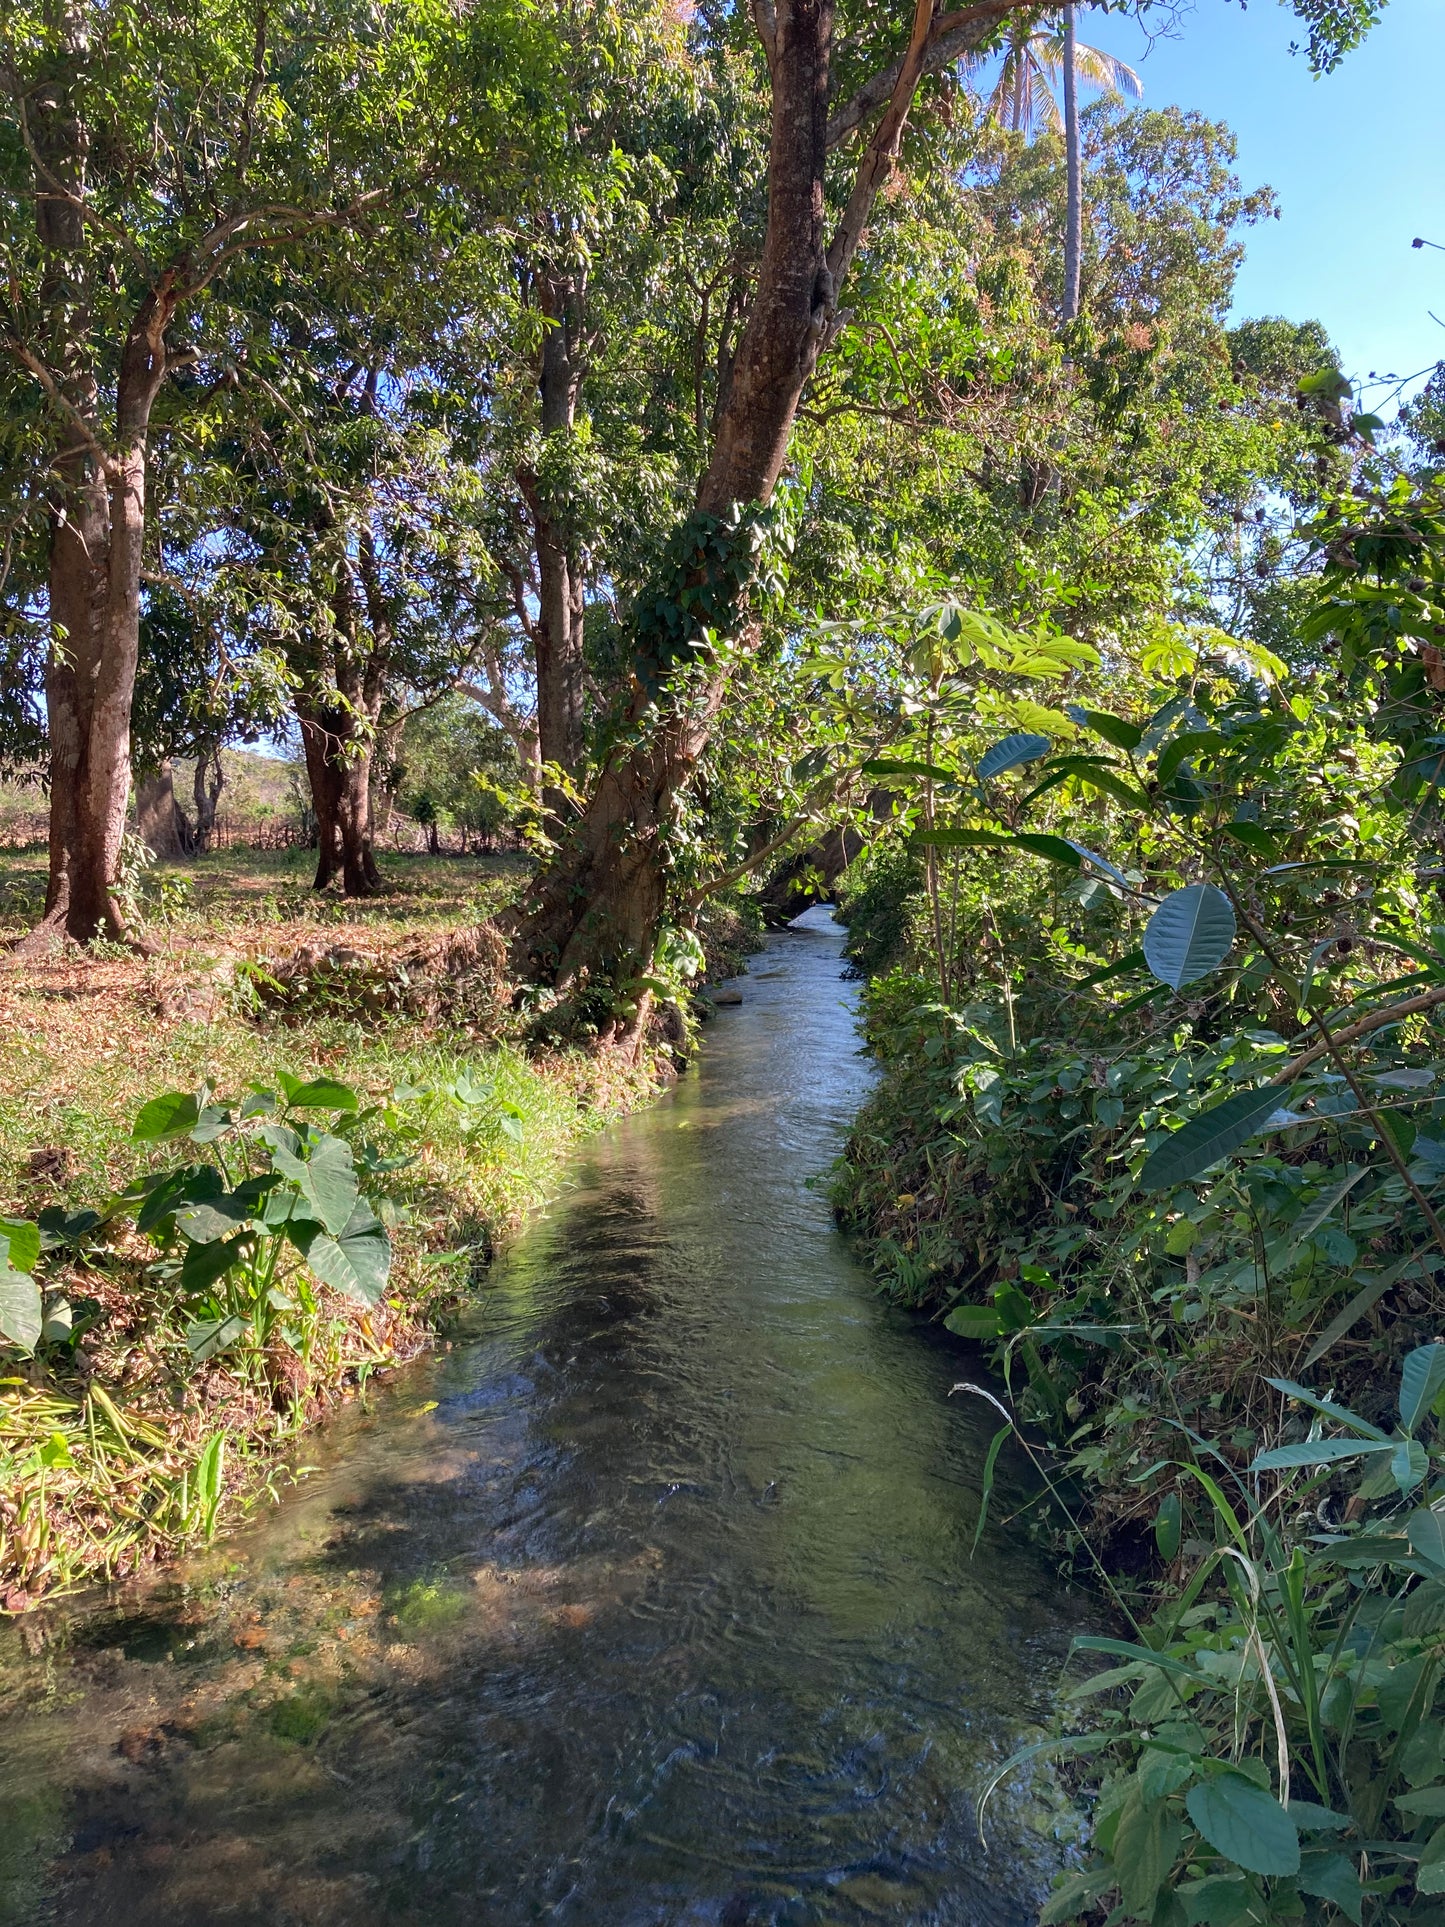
[0,0,533,941]
[963,10,1140,138]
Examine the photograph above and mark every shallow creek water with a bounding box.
[0,908,1086,1926]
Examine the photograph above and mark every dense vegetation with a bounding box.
[4,0,1443,1919]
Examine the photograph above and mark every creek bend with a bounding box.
[0,909,1083,1926]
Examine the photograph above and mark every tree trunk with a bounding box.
[1061,5,1082,323]
[517,0,848,987]
[21,27,174,948]
[136,759,192,858]
[192,741,223,851]
[518,275,587,804]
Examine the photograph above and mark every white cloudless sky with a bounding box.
[1087,0,1445,402]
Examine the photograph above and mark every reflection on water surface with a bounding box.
[0,909,1083,1925]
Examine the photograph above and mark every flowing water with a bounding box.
[0,909,1086,1926]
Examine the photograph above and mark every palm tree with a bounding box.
[966,12,1142,138]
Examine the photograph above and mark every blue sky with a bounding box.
[1089,0,1445,407]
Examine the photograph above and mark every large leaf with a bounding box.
[1418,1822,1445,1895]
[284,1077,360,1113]
[0,1217,40,1273]
[1065,705,1143,752]
[1112,1789,1180,1918]
[180,1233,250,1297]
[0,1260,42,1352]
[132,1090,202,1141]
[1139,1085,1287,1190]
[1298,1852,1363,1924]
[1143,884,1237,991]
[1407,1507,1445,1570]
[1400,1343,1445,1435]
[1250,1437,1394,1472]
[294,1202,390,1306]
[912,828,1082,867]
[977,732,1051,780]
[268,1132,358,1236]
[945,1304,1007,1340]
[1186,1775,1299,1877]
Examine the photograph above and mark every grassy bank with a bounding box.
[829,841,1445,1926]
[0,849,663,1610]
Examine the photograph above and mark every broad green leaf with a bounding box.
[1290,1168,1367,1247]
[1297,1851,1363,1923]
[1393,1438,1430,1492]
[1418,1822,1445,1895]
[1185,1775,1299,1877]
[1400,1343,1445,1434]
[269,1132,358,1236]
[1264,1377,1387,1440]
[0,1218,40,1273]
[1395,1788,1445,1817]
[1155,1490,1182,1563]
[1066,706,1143,752]
[945,1304,1007,1340]
[135,1165,224,1235]
[859,758,956,783]
[0,1262,42,1352]
[977,732,1051,780]
[1285,1802,1353,1832]
[180,1233,250,1297]
[1143,884,1237,991]
[1046,756,1150,810]
[1409,1508,1445,1570]
[1221,821,1279,858]
[132,1090,202,1141]
[294,1203,390,1306]
[284,1078,361,1113]
[1139,1085,1287,1190]
[1112,1789,1180,1917]
[1250,1438,1394,1472]
[911,828,1082,867]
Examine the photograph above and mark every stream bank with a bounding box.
[0,907,1086,1927]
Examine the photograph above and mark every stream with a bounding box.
[0,908,1086,1926]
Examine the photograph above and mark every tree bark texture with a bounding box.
[517,0,974,989]
[135,758,194,858]
[517,274,587,799]
[20,25,176,947]
[191,740,224,851]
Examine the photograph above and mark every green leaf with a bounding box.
[1264,1377,1388,1440]
[269,1133,358,1237]
[859,758,957,783]
[1418,1822,1445,1894]
[972,1421,1011,1553]
[284,1078,360,1113]
[1139,1085,1287,1190]
[0,1218,40,1273]
[1408,1507,1445,1570]
[1285,1801,1353,1832]
[1395,1787,1445,1817]
[1220,821,1279,858]
[132,1090,202,1141]
[1075,949,1148,990]
[1067,706,1144,752]
[293,1202,390,1306]
[977,732,1052,780]
[1297,1851,1363,1923]
[1250,1438,1394,1472]
[1400,1343,1445,1435]
[1393,1438,1431,1493]
[1113,1789,1181,1917]
[1046,756,1151,810]
[1039,1867,1115,1925]
[0,1262,42,1352]
[1143,884,1237,991]
[945,1304,1006,1340]
[186,1314,249,1362]
[177,1180,276,1246]
[1301,1270,1396,1369]
[1156,1490,1183,1563]
[180,1233,250,1297]
[1185,1774,1299,1877]
[911,828,1082,867]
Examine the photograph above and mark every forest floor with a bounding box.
[0,846,677,1612]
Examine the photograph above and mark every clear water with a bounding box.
[0,909,1085,1925]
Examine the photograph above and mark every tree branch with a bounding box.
[825,1,1017,150]
[2,335,119,479]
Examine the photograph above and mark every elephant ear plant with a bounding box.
[121,1073,403,1383]
[0,1072,423,1404]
